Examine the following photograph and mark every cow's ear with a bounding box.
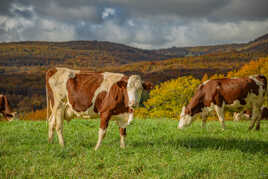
[117,80,127,88]
[142,81,153,90]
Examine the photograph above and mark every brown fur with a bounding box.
[186,76,267,116]
[66,72,103,112]
[0,95,14,120]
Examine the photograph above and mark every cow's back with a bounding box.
[202,77,263,105]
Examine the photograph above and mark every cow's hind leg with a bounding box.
[249,106,261,130]
[201,110,208,129]
[95,112,111,151]
[119,128,126,148]
[214,105,225,130]
[55,108,64,147]
[48,115,56,144]
[255,119,261,130]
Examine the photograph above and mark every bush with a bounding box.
[136,76,200,119]
[21,108,47,121]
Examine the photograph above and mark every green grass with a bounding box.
[0,119,268,178]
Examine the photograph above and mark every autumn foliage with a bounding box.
[136,57,268,119]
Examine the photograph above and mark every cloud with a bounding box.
[0,0,268,49]
[102,8,116,19]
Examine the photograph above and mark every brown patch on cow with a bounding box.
[94,91,107,113]
[99,77,129,115]
[186,77,266,116]
[0,95,14,119]
[67,72,103,112]
[121,76,129,83]
[46,68,57,108]
[119,127,127,136]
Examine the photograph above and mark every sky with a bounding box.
[0,0,268,49]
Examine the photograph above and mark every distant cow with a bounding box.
[0,94,16,121]
[234,107,268,128]
[46,67,152,150]
[178,75,267,130]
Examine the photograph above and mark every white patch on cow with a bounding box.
[127,112,134,125]
[114,113,129,128]
[49,67,80,106]
[178,106,193,129]
[120,134,125,148]
[249,75,264,87]
[113,112,134,128]
[214,104,225,130]
[92,72,124,104]
[202,80,210,85]
[234,112,251,121]
[233,112,241,121]
[228,100,242,108]
[95,128,106,151]
[127,75,143,108]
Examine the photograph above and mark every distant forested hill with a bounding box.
[0,33,268,112]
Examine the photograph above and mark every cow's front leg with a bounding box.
[95,112,110,151]
[214,105,225,130]
[119,128,126,148]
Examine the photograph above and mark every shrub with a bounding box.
[21,108,47,121]
[136,76,200,119]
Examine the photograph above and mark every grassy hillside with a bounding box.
[0,119,268,178]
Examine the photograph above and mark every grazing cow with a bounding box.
[0,94,16,121]
[233,107,268,129]
[178,75,267,130]
[46,67,152,150]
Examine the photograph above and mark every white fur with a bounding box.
[202,80,210,85]
[95,128,106,151]
[127,75,143,107]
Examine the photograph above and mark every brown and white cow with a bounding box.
[46,67,152,150]
[178,75,267,130]
[0,94,16,121]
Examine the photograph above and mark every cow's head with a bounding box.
[2,112,16,121]
[178,106,193,129]
[126,75,144,109]
[115,75,152,126]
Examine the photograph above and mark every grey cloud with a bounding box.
[0,0,268,49]
[13,9,33,19]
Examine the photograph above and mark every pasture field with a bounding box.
[0,118,268,178]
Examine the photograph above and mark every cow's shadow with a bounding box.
[131,136,268,154]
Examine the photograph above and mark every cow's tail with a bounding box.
[46,72,51,122]
[46,81,50,122]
